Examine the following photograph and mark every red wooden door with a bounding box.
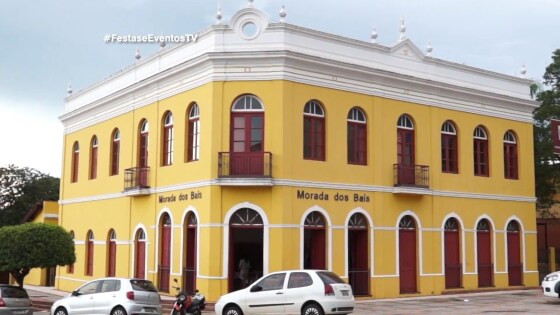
[444,230,461,288]
[397,128,415,185]
[507,231,522,286]
[399,229,417,293]
[309,229,326,270]
[477,231,492,287]
[108,241,116,277]
[348,229,369,295]
[86,240,94,276]
[184,226,197,292]
[231,113,264,175]
[135,241,145,279]
[159,223,171,292]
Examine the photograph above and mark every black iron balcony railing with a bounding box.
[124,166,150,190]
[394,164,429,188]
[218,152,272,177]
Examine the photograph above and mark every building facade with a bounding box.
[57,5,539,301]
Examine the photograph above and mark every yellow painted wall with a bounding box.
[25,201,59,286]
[58,80,537,300]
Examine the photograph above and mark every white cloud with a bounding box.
[0,99,62,177]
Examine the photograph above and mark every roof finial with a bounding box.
[426,42,433,57]
[520,64,527,78]
[135,48,141,60]
[160,41,166,49]
[67,82,73,95]
[247,0,254,8]
[370,28,378,44]
[216,5,223,24]
[279,5,287,23]
[398,17,406,42]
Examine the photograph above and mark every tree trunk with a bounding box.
[10,268,30,288]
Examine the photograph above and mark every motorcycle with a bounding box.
[170,279,206,315]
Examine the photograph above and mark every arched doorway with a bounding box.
[507,221,522,286]
[229,208,264,292]
[183,212,197,292]
[107,229,117,277]
[399,215,417,293]
[348,213,369,296]
[85,230,94,276]
[444,218,461,288]
[304,212,327,270]
[134,229,146,279]
[477,219,493,287]
[158,214,172,292]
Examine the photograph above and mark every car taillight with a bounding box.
[0,297,5,307]
[324,284,334,296]
[126,291,135,300]
[29,300,32,307]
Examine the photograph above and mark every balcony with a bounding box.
[218,152,273,186]
[123,166,151,196]
[393,164,429,194]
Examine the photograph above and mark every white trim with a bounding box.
[44,214,59,219]
[395,210,422,281]
[131,224,148,279]
[440,213,466,277]
[59,179,537,205]
[179,206,200,278]
[92,240,106,245]
[269,224,301,228]
[371,274,399,278]
[299,206,333,271]
[197,275,228,280]
[55,276,88,283]
[115,240,132,245]
[223,202,270,280]
[343,208,374,279]
[473,215,497,276]
[199,223,226,228]
[74,240,85,245]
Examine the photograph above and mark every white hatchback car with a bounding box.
[50,278,161,315]
[215,270,354,315]
[542,271,560,298]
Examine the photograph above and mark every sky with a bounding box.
[0,0,558,177]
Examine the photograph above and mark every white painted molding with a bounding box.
[56,276,88,283]
[44,214,59,219]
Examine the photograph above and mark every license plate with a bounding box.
[14,311,27,315]
[341,290,349,296]
[143,307,157,313]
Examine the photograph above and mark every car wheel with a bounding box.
[111,306,127,315]
[223,305,243,315]
[302,303,324,315]
[54,307,68,315]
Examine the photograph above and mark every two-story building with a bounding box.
[57,3,539,301]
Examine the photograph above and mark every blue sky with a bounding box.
[0,0,558,176]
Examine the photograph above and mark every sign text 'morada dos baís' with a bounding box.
[296,190,370,202]
[159,191,202,203]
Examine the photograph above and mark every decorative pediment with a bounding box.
[389,39,426,61]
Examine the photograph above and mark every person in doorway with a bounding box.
[239,258,251,287]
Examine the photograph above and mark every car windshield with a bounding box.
[1,287,28,298]
[316,272,345,284]
[130,280,158,292]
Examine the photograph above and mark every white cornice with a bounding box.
[59,178,536,205]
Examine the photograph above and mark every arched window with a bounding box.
[67,231,75,274]
[85,230,94,276]
[71,142,79,183]
[89,136,98,180]
[441,121,458,173]
[187,103,200,162]
[107,229,117,277]
[303,100,325,161]
[162,112,174,166]
[347,107,367,165]
[503,131,518,179]
[474,126,489,176]
[110,129,120,176]
[397,115,414,165]
[138,119,149,167]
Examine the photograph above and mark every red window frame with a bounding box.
[110,130,120,176]
[397,128,415,165]
[304,115,325,161]
[71,142,79,183]
[187,105,200,162]
[504,141,518,179]
[442,133,458,173]
[162,112,174,166]
[231,112,264,153]
[347,121,367,165]
[138,120,149,167]
[90,137,98,180]
[473,127,489,177]
[85,231,94,276]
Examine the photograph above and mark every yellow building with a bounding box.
[22,201,59,286]
[57,5,539,301]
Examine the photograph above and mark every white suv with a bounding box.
[51,278,161,315]
[215,270,354,315]
[542,271,560,298]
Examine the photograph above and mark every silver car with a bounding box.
[0,285,33,315]
[50,278,161,315]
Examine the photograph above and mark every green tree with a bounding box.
[533,49,560,213]
[0,165,59,227]
[0,223,75,287]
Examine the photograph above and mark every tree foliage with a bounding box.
[0,165,59,227]
[534,49,560,213]
[0,223,75,287]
